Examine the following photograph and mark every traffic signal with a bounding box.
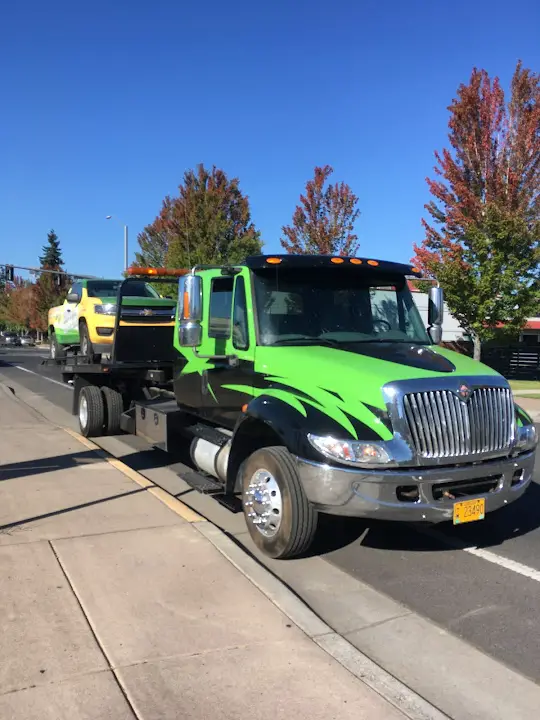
[6,265,14,282]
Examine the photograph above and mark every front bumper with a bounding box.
[296,451,535,522]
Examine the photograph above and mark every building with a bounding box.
[411,286,540,345]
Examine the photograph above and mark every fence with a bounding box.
[441,342,540,380]
[481,346,540,380]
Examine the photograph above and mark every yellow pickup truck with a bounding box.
[48,278,176,360]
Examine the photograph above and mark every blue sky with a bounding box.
[1,0,539,279]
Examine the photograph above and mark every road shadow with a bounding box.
[308,481,540,557]
[0,449,103,481]
[0,486,147,534]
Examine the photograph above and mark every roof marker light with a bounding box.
[350,258,362,265]
[266,257,282,264]
[126,267,189,277]
[331,257,344,264]
[367,260,379,266]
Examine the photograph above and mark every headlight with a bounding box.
[94,303,117,315]
[308,433,392,466]
[516,425,537,452]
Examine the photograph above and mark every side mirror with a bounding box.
[428,286,444,344]
[178,274,202,347]
[66,293,80,304]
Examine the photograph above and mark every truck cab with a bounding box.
[173,255,536,557]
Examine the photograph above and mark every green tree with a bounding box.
[33,230,69,331]
[412,62,540,360]
[40,229,64,269]
[136,164,262,272]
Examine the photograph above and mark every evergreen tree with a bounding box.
[40,229,64,269]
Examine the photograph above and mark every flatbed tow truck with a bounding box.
[44,256,537,559]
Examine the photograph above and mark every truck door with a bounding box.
[201,271,254,428]
[57,282,82,345]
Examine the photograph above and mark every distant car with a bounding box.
[20,335,35,346]
[1,332,21,346]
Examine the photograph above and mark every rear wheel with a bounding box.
[241,446,318,559]
[78,385,105,437]
[49,331,66,360]
[101,386,123,435]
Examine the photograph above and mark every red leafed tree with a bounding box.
[412,62,540,360]
[281,165,360,255]
[135,164,262,270]
[4,278,36,331]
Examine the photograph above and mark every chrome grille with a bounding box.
[120,306,176,324]
[403,388,514,459]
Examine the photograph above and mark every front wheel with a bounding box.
[241,446,318,559]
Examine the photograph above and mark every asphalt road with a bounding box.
[2,346,540,687]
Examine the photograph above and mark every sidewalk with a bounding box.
[0,382,407,720]
[514,394,540,421]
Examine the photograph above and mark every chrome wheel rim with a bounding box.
[244,468,283,538]
[79,395,88,429]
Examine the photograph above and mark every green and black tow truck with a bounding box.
[46,255,538,559]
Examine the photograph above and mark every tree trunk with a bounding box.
[472,335,482,362]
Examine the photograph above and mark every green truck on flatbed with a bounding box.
[53,255,537,559]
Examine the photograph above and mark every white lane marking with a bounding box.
[14,365,73,390]
[417,525,540,584]
[465,546,540,583]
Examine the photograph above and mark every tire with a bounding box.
[101,386,123,435]
[241,446,318,559]
[78,385,105,437]
[49,332,66,360]
[79,321,99,361]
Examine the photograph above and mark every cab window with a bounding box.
[69,282,82,301]
[232,277,249,350]
[209,277,234,338]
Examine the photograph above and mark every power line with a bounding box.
[1,264,99,281]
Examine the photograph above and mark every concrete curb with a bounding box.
[195,521,448,720]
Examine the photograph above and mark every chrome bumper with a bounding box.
[295,451,535,522]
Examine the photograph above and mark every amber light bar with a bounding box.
[126,266,189,277]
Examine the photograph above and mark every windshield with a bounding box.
[86,281,160,299]
[252,268,430,346]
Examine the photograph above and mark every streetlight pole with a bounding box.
[105,215,129,271]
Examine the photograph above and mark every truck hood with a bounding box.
[250,343,500,441]
[95,296,176,307]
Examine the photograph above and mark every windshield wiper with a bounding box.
[269,336,341,348]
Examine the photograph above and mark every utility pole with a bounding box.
[106,215,129,271]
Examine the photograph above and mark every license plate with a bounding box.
[453,498,485,525]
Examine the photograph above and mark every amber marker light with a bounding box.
[367,260,379,266]
[331,257,345,264]
[126,267,189,277]
[266,257,282,264]
[350,258,362,265]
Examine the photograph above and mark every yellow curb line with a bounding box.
[63,428,205,524]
